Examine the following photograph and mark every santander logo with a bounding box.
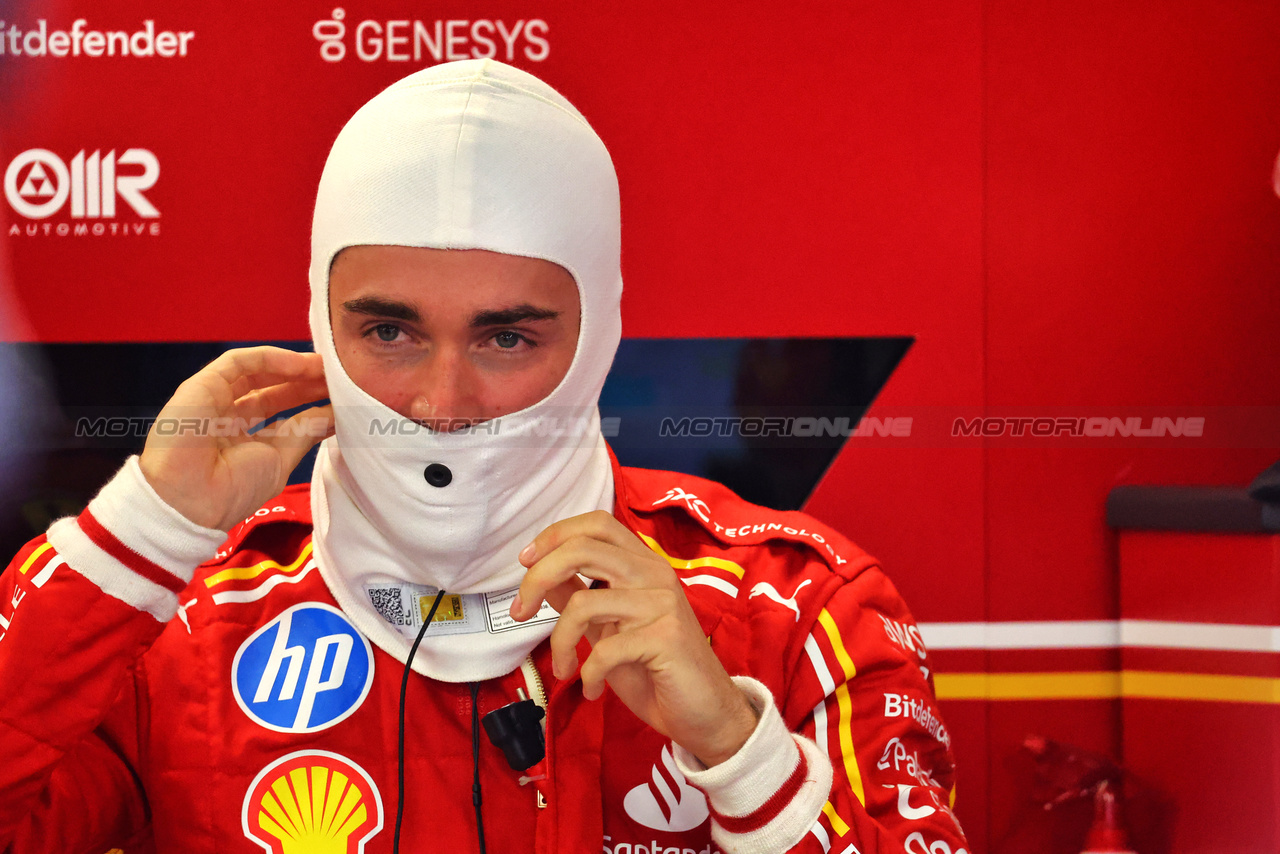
[623,745,709,833]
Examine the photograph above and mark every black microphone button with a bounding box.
[482,700,546,771]
[424,463,453,488]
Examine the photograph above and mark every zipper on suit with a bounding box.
[521,654,548,714]
[520,654,550,808]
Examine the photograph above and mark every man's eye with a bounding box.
[374,324,400,342]
[494,331,522,349]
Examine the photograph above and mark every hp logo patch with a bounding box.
[233,603,374,733]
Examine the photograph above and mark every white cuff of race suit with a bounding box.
[45,455,226,622]
[674,675,833,853]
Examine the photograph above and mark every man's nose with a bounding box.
[407,349,481,432]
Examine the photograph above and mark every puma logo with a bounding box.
[747,579,812,621]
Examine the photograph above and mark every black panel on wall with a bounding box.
[0,337,911,558]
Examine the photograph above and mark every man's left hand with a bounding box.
[510,510,759,767]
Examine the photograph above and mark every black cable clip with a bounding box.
[481,699,546,771]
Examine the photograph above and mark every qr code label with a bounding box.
[364,583,488,637]
[368,586,408,625]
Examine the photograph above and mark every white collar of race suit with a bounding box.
[306,59,621,682]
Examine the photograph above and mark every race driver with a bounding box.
[0,60,969,854]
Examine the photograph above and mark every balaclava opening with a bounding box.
[308,59,622,682]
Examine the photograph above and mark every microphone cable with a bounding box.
[469,681,488,853]
[393,589,447,854]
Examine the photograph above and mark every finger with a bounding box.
[519,509,655,568]
[145,378,241,453]
[161,349,324,422]
[211,348,325,401]
[540,575,589,617]
[549,588,675,679]
[234,378,331,425]
[579,622,671,702]
[263,404,336,472]
[514,536,659,621]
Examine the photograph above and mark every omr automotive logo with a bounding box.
[312,8,549,64]
[233,603,375,733]
[5,148,161,238]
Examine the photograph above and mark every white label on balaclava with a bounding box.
[364,583,559,638]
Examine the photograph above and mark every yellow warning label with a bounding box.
[420,593,465,623]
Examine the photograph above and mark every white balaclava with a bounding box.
[308,60,621,682]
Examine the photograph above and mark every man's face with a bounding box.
[329,245,580,430]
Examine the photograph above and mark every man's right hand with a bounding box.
[138,346,334,531]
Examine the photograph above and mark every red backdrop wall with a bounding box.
[4,1,1279,850]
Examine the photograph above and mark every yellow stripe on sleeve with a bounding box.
[817,609,856,681]
[205,542,313,588]
[821,800,851,837]
[17,542,52,575]
[832,682,866,806]
[636,532,745,579]
[817,608,864,805]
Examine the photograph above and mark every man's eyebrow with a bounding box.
[342,296,420,322]
[471,305,560,327]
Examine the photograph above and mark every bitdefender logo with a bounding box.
[5,148,161,238]
[0,19,194,58]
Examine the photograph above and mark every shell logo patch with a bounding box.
[242,750,383,854]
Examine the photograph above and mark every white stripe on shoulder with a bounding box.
[30,555,65,589]
[804,634,837,757]
[804,634,836,695]
[808,820,832,853]
[680,574,739,598]
[212,559,318,605]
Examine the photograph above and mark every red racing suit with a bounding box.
[0,454,968,854]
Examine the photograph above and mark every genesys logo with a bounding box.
[243,750,383,854]
[5,148,161,238]
[232,603,375,733]
[312,8,549,64]
[0,19,194,58]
